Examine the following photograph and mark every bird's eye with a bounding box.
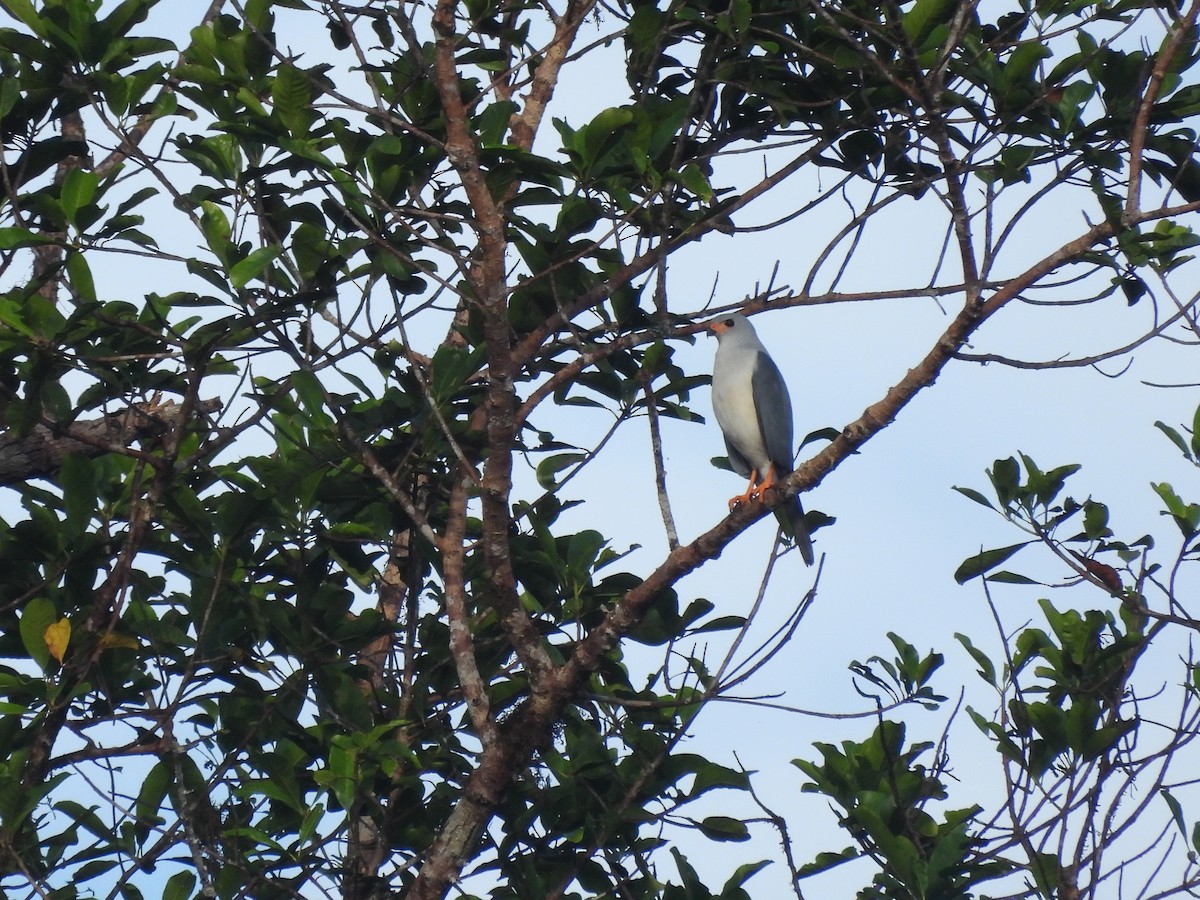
[723,318,735,327]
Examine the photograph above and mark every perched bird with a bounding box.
[709,313,814,565]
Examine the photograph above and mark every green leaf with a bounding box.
[690,614,745,634]
[230,245,283,289]
[199,201,233,265]
[1152,481,1200,537]
[430,343,485,401]
[1028,851,1060,898]
[902,0,955,45]
[326,18,351,48]
[20,597,57,670]
[985,571,1040,585]
[689,758,750,796]
[0,0,47,36]
[566,529,606,580]
[272,62,311,112]
[536,452,586,489]
[1162,788,1188,841]
[955,633,996,686]
[721,859,770,893]
[1118,274,1147,305]
[59,168,99,227]
[54,799,118,845]
[954,543,1029,584]
[676,163,712,201]
[3,771,67,834]
[272,62,313,134]
[1022,454,1079,505]
[966,708,1023,763]
[135,760,172,834]
[670,847,705,894]
[1082,500,1110,540]
[1082,718,1135,758]
[60,454,97,537]
[324,738,359,810]
[575,106,634,172]
[163,871,196,900]
[952,485,994,509]
[290,368,331,423]
[696,815,750,842]
[989,456,1021,507]
[797,846,859,876]
[476,99,518,147]
[0,227,55,250]
[1002,41,1051,90]
[73,859,118,882]
[67,251,96,304]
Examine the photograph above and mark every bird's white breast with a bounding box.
[712,344,770,473]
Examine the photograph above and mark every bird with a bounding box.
[709,313,814,565]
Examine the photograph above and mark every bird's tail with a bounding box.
[778,497,815,566]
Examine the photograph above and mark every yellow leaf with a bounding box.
[44,618,70,664]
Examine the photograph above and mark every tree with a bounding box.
[0,0,1199,898]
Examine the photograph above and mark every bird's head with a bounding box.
[707,313,754,341]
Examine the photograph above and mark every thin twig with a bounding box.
[640,370,679,550]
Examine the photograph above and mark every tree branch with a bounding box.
[442,474,498,745]
[432,0,555,685]
[0,398,221,486]
[1124,0,1200,218]
[640,371,679,550]
[507,0,595,151]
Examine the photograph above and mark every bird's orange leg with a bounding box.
[728,469,762,510]
[756,464,779,498]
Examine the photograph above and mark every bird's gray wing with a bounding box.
[723,436,752,478]
[750,350,814,565]
[751,350,795,473]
